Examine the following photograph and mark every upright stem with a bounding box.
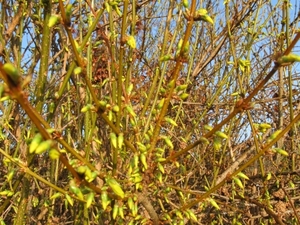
[147,0,197,157]
[35,0,52,113]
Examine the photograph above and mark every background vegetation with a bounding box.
[0,0,300,224]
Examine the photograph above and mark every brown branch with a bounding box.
[138,192,159,225]
[181,111,300,210]
[165,31,300,163]
[190,0,257,81]
[0,1,26,55]
[281,186,300,224]
[237,194,285,225]
[5,2,24,38]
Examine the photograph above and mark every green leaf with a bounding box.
[199,136,210,145]
[126,105,137,117]
[157,98,165,109]
[65,4,72,25]
[201,14,214,24]
[5,170,15,182]
[113,5,122,16]
[156,171,163,183]
[209,198,220,210]
[238,59,251,72]
[65,194,74,206]
[69,183,84,200]
[175,210,183,219]
[233,177,244,189]
[112,105,120,112]
[110,132,117,148]
[273,148,289,156]
[29,133,43,154]
[127,197,134,210]
[177,39,183,50]
[215,131,228,139]
[73,67,82,75]
[157,157,166,162]
[81,104,93,113]
[84,168,92,181]
[197,9,208,15]
[117,133,124,148]
[277,53,300,64]
[86,171,98,183]
[179,93,189,100]
[164,137,174,149]
[86,192,94,208]
[76,165,87,174]
[267,129,282,142]
[106,177,125,199]
[136,142,147,152]
[104,2,111,12]
[177,84,188,91]
[237,172,249,180]
[265,172,272,181]
[101,191,110,210]
[48,15,60,28]
[157,163,165,174]
[140,153,148,169]
[35,140,53,154]
[164,117,178,126]
[167,79,175,88]
[204,124,213,131]
[127,35,136,48]
[112,203,119,219]
[0,84,4,98]
[213,137,222,151]
[183,0,189,8]
[50,192,62,200]
[160,55,172,61]
[126,83,134,95]
[259,123,272,129]
[118,205,125,219]
[195,9,214,24]
[49,149,60,160]
[0,190,14,196]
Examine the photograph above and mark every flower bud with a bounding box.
[2,63,20,86]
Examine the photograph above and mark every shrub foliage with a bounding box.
[0,0,300,224]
